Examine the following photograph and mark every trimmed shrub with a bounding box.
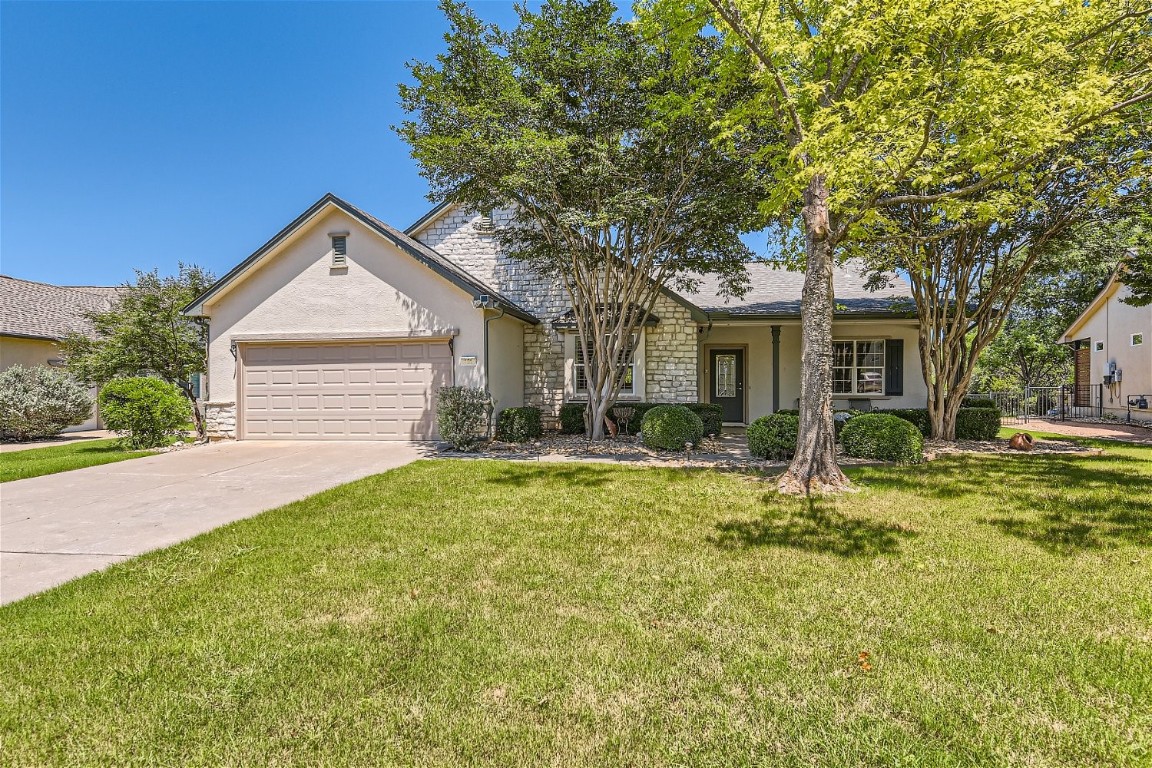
[436,386,489,450]
[841,413,924,463]
[964,397,1000,413]
[875,408,932,436]
[99,377,189,448]
[559,402,586,434]
[684,403,724,437]
[0,364,93,441]
[640,405,703,451]
[747,413,799,460]
[495,406,542,442]
[956,407,1001,441]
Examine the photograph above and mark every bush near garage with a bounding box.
[436,386,490,450]
[0,364,93,441]
[840,413,924,463]
[747,413,799,460]
[640,405,703,451]
[495,406,543,442]
[99,377,189,448]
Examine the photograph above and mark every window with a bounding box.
[833,340,885,395]
[574,333,638,396]
[1134,333,1145,347]
[330,233,348,268]
[1095,340,1105,351]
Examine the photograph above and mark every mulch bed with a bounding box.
[441,431,1103,468]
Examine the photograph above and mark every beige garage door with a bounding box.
[241,341,452,440]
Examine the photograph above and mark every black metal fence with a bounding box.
[970,385,1105,425]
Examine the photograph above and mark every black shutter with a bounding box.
[885,338,904,396]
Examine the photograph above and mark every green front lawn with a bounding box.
[0,438,158,482]
[2,446,1150,766]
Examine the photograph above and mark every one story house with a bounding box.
[184,194,927,440]
[0,275,122,431]
[1060,264,1151,423]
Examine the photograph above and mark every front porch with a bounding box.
[697,320,926,425]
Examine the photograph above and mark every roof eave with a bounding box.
[182,194,539,325]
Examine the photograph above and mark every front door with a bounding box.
[709,348,745,423]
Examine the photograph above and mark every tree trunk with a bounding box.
[778,176,851,495]
[182,385,205,439]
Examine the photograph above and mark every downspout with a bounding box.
[483,303,505,438]
[771,325,781,412]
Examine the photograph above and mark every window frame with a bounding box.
[1133,333,1144,347]
[832,339,887,396]
[568,330,644,401]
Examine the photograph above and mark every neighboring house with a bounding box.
[0,275,122,431]
[1060,266,1152,423]
[184,194,927,440]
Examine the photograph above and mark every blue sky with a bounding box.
[2,1,771,288]
[1,1,530,286]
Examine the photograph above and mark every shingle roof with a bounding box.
[683,260,916,318]
[0,275,123,341]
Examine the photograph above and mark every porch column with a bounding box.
[771,325,781,412]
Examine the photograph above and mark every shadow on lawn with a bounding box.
[859,453,1152,554]
[710,496,914,558]
[481,462,697,489]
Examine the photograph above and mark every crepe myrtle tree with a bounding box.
[62,264,215,437]
[397,0,768,440]
[643,0,1152,492]
[858,126,1151,440]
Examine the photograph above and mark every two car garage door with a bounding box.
[240,341,452,440]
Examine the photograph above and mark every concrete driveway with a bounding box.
[0,441,428,605]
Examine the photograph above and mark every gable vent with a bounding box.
[330,233,348,268]
[473,211,494,233]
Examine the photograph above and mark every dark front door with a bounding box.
[709,348,745,423]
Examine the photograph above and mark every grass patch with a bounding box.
[2,448,1150,766]
[0,438,158,482]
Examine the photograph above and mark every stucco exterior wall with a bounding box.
[488,313,525,414]
[1071,284,1152,422]
[201,207,496,438]
[699,321,927,422]
[0,336,62,369]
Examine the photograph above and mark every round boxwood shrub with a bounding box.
[840,413,924,464]
[99,377,190,448]
[640,404,703,451]
[0,364,93,441]
[495,406,543,442]
[747,412,799,460]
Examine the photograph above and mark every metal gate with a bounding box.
[971,385,1105,425]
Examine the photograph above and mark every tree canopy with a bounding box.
[62,265,215,436]
[644,0,1152,477]
[397,0,769,438]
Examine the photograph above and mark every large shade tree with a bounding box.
[397,0,768,440]
[62,265,215,437]
[973,214,1147,392]
[859,127,1150,439]
[645,0,1152,492]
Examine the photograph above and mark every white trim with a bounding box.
[832,338,886,396]
[230,329,458,343]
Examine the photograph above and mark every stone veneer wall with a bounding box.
[417,206,699,413]
[644,293,699,402]
[204,401,236,440]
